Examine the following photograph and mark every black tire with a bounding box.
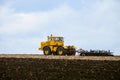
[70,49,76,55]
[80,53,85,56]
[67,48,76,56]
[43,47,51,55]
[57,47,65,55]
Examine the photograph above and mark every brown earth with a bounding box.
[0,54,120,80]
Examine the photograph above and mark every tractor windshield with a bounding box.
[55,37,63,41]
[48,37,63,41]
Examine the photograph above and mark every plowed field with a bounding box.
[0,54,120,80]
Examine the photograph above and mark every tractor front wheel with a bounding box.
[43,47,51,55]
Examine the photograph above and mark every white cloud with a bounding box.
[0,9,48,35]
[0,2,77,35]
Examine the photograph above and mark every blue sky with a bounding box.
[0,0,120,55]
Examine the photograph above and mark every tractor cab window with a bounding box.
[58,37,64,41]
[48,36,63,41]
[54,37,63,41]
[48,37,63,41]
[48,37,53,41]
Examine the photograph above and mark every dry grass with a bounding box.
[0,54,120,61]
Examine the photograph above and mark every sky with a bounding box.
[0,0,120,55]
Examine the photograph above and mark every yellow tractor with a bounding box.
[39,35,76,55]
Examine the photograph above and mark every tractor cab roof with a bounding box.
[49,36,63,38]
[49,34,63,38]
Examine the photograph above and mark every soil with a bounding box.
[0,54,120,80]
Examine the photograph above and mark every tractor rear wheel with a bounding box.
[43,47,51,55]
[57,47,65,55]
